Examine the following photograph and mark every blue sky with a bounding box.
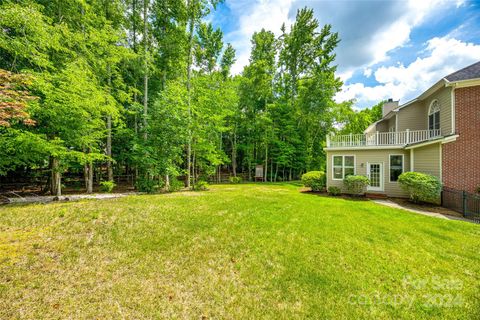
[209,0,480,108]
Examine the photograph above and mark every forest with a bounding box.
[0,0,382,195]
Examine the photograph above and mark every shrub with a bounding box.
[136,178,159,193]
[301,171,326,191]
[343,175,370,195]
[398,172,442,204]
[229,176,242,184]
[328,186,341,196]
[476,185,480,194]
[167,178,184,192]
[193,180,209,191]
[99,181,116,193]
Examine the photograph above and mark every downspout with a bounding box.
[410,149,414,172]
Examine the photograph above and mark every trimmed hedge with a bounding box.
[301,171,326,191]
[328,186,341,196]
[398,171,442,204]
[343,175,369,195]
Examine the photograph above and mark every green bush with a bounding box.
[343,175,370,195]
[136,178,159,193]
[328,186,341,196]
[398,172,442,204]
[167,178,184,192]
[229,176,242,184]
[99,181,116,193]
[476,185,480,194]
[301,171,326,191]
[193,180,209,191]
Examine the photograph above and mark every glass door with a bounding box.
[367,163,383,192]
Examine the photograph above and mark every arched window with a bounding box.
[428,100,440,131]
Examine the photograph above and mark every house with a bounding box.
[325,61,480,197]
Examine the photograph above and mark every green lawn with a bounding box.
[0,184,479,319]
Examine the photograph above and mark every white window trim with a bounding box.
[429,99,440,114]
[428,99,440,131]
[388,154,404,183]
[332,155,356,181]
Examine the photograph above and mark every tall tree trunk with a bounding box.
[165,174,170,191]
[106,65,113,182]
[270,157,273,182]
[86,161,93,193]
[231,131,237,177]
[143,0,149,140]
[106,115,113,181]
[218,132,222,183]
[192,149,196,187]
[185,0,195,189]
[50,156,61,196]
[132,0,139,185]
[132,0,137,53]
[264,144,268,182]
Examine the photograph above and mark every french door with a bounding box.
[367,163,383,192]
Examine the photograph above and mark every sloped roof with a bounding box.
[445,61,480,82]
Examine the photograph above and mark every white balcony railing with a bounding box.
[327,129,442,148]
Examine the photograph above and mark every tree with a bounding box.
[185,0,223,188]
[220,43,236,79]
[278,7,341,172]
[335,100,383,134]
[194,22,223,73]
[238,29,276,180]
[0,69,36,127]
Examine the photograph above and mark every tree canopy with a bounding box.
[0,1,382,194]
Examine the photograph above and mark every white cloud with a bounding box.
[290,0,454,80]
[335,37,480,107]
[222,0,461,76]
[223,0,294,75]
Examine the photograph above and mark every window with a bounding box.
[428,100,440,131]
[332,155,355,180]
[389,155,404,182]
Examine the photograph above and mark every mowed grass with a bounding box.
[0,184,479,319]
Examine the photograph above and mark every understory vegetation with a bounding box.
[0,184,479,319]
[0,1,383,195]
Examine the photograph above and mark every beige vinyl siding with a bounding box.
[411,142,441,178]
[387,116,396,131]
[397,86,453,134]
[326,149,410,197]
[397,100,427,131]
[424,86,453,135]
[375,120,388,132]
[371,116,395,133]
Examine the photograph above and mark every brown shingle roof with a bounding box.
[445,61,480,82]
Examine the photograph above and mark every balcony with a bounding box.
[327,129,442,148]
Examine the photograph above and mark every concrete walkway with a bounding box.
[372,199,471,222]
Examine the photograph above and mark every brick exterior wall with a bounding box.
[442,85,480,193]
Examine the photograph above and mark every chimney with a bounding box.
[383,99,399,117]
